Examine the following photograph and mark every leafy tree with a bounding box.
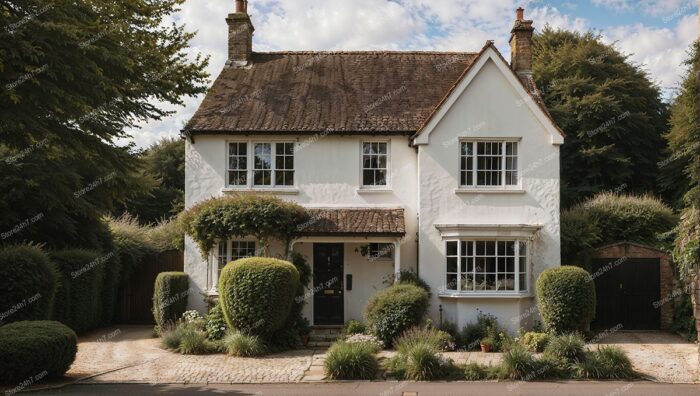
[532,28,668,208]
[116,138,185,224]
[0,0,208,248]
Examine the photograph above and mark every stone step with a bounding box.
[307,341,333,348]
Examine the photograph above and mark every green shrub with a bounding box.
[384,270,431,296]
[394,327,456,352]
[161,324,188,351]
[204,303,228,340]
[544,333,586,363]
[461,322,484,350]
[365,284,429,347]
[152,272,189,330]
[0,321,77,383]
[463,362,489,380]
[534,354,568,379]
[401,343,446,381]
[573,346,634,379]
[219,257,299,339]
[223,332,267,357]
[177,327,215,355]
[562,193,677,264]
[521,332,551,353]
[324,341,379,380]
[437,321,460,345]
[343,319,367,335]
[500,344,537,380]
[99,252,122,326]
[0,245,57,324]
[536,266,596,333]
[50,249,105,333]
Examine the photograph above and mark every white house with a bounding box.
[182,1,563,333]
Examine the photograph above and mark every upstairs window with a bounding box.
[460,141,518,187]
[227,141,294,188]
[362,142,388,187]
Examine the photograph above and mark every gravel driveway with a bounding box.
[594,331,699,383]
[64,325,315,384]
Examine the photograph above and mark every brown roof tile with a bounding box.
[184,51,478,135]
[296,208,405,236]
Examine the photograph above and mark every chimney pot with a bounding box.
[516,7,524,21]
[235,0,244,13]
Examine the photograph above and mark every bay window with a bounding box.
[444,240,528,293]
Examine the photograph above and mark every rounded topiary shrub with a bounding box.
[364,284,429,347]
[536,266,596,334]
[0,321,77,384]
[218,257,299,338]
[0,244,57,324]
[153,272,189,330]
[51,249,105,333]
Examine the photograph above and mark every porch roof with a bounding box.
[295,208,405,237]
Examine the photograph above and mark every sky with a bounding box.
[126,0,699,148]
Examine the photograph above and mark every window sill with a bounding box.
[454,188,525,195]
[438,291,533,299]
[356,188,393,194]
[222,187,299,195]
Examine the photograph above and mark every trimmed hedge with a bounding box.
[218,257,299,338]
[0,245,57,324]
[536,266,596,333]
[0,321,77,384]
[50,249,105,333]
[562,193,676,264]
[153,272,190,329]
[365,284,429,346]
[99,252,122,326]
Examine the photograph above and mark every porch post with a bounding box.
[394,241,401,283]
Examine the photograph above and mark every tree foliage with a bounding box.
[532,28,667,208]
[0,0,208,249]
[116,138,185,224]
[665,41,700,279]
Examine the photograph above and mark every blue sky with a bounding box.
[126,0,698,148]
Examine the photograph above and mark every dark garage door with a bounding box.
[591,258,661,330]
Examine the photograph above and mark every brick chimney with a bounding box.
[509,7,534,76]
[226,0,254,67]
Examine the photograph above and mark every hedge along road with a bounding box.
[29,382,700,395]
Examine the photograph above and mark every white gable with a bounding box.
[412,46,564,146]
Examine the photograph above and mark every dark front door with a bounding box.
[591,258,661,330]
[313,243,344,325]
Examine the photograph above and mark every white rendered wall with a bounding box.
[416,59,561,333]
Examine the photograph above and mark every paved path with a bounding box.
[593,331,699,383]
[65,326,315,384]
[28,381,700,396]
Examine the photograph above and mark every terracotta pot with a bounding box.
[300,334,310,346]
[480,343,492,353]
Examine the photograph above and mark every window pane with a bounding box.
[375,170,387,185]
[446,274,457,290]
[254,143,271,169]
[447,257,458,273]
[446,241,458,256]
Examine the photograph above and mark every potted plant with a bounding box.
[480,336,495,353]
[297,317,311,346]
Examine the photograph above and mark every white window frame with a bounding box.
[442,239,529,295]
[225,140,296,189]
[360,140,391,189]
[367,243,393,260]
[459,138,521,189]
[213,239,257,291]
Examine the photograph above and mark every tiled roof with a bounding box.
[183,51,478,135]
[296,208,405,236]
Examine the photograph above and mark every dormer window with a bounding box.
[460,140,518,187]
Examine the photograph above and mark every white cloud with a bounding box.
[592,0,695,17]
[602,14,697,95]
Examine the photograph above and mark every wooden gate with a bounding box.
[117,250,184,324]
